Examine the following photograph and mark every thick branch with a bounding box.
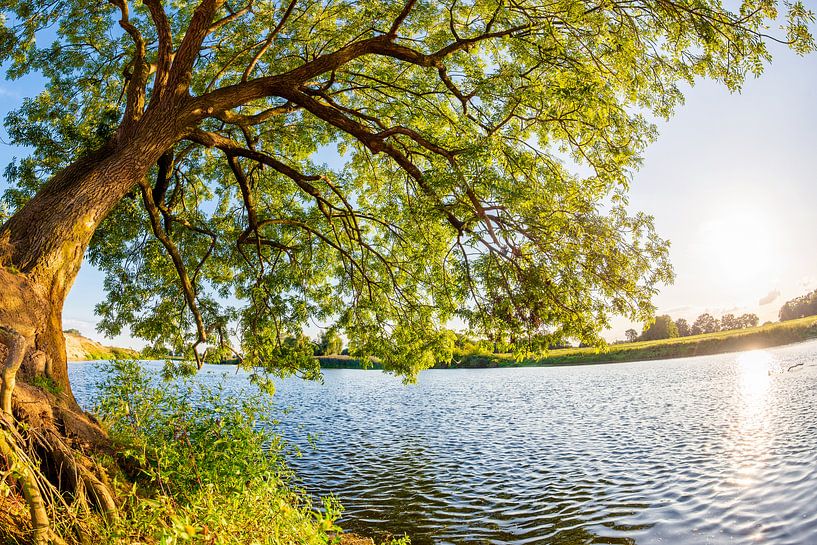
[187,129,324,195]
[170,0,226,95]
[144,0,174,102]
[193,35,388,114]
[215,103,297,126]
[193,20,529,124]
[109,0,149,127]
[279,89,467,232]
[388,0,417,36]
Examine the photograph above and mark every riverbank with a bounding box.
[448,315,817,368]
[314,316,817,370]
[64,330,139,361]
[2,359,407,545]
[68,315,817,369]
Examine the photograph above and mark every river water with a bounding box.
[70,340,817,544]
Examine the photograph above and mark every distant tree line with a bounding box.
[140,327,347,362]
[779,289,817,321]
[625,311,760,342]
[315,328,344,356]
[282,329,348,357]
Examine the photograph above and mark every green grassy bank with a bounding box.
[447,315,817,368]
[314,316,817,370]
[1,360,406,545]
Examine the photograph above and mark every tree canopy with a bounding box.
[639,314,678,341]
[779,289,817,321]
[1,0,813,380]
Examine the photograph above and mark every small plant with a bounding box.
[89,359,351,545]
[31,375,62,395]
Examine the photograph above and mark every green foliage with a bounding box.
[720,312,759,330]
[640,315,679,341]
[691,313,721,335]
[142,343,174,360]
[316,328,344,357]
[779,288,817,321]
[88,359,365,545]
[30,374,62,395]
[675,318,690,338]
[1,0,814,382]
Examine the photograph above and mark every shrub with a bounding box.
[90,360,344,545]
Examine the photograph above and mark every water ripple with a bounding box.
[70,340,817,544]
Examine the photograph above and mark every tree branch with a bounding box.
[242,0,298,81]
[143,0,174,103]
[277,88,467,232]
[209,1,253,33]
[138,179,208,368]
[388,0,417,36]
[108,0,149,128]
[170,0,226,96]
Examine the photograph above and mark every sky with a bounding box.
[1,41,816,349]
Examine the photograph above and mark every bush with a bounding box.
[90,360,345,545]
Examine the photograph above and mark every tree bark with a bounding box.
[0,125,177,404]
[0,124,186,535]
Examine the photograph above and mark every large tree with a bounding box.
[640,314,678,341]
[0,0,812,537]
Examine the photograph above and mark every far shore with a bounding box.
[320,315,817,370]
[67,315,817,368]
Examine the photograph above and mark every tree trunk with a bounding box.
[0,127,180,538]
[0,131,174,404]
[0,96,193,545]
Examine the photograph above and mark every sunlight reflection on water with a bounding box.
[730,350,774,488]
[737,350,774,402]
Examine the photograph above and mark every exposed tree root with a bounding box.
[39,428,119,519]
[0,420,49,544]
[1,326,27,416]
[0,326,119,544]
[0,417,73,545]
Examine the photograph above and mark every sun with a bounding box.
[696,204,783,293]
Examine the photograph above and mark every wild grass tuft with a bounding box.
[83,360,398,545]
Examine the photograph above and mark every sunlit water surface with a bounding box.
[71,340,817,544]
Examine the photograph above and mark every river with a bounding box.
[70,340,817,544]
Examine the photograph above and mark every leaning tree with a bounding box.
[0,0,812,539]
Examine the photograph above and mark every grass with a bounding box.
[2,360,409,545]
[310,317,817,370]
[448,315,817,368]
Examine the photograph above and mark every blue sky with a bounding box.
[1,43,816,348]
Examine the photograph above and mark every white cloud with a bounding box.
[758,289,781,306]
[800,276,817,290]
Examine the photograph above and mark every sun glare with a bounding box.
[736,350,774,401]
[697,205,783,293]
[724,350,778,489]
